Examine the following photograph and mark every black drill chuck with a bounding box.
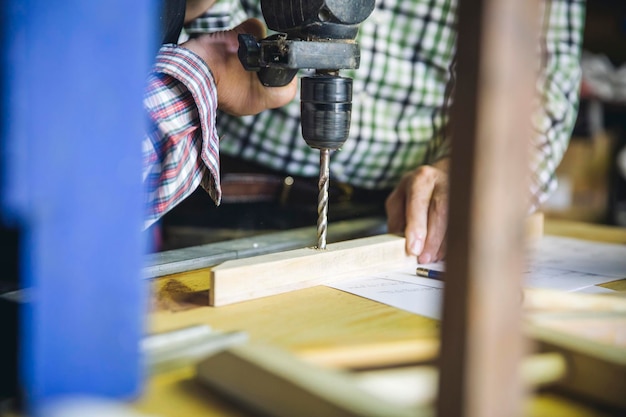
[301,75,352,150]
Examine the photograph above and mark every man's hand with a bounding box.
[181,19,298,116]
[385,158,450,263]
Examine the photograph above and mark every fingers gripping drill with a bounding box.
[238,0,375,249]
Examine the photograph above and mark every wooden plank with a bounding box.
[298,338,439,370]
[523,289,626,313]
[196,344,567,416]
[436,0,539,416]
[196,344,424,417]
[527,314,626,410]
[210,234,412,306]
[544,218,626,245]
[353,352,567,408]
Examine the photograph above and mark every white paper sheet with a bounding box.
[329,265,444,319]
[523,265,618,291]
[327,236,626,319]
[528,236,626,278]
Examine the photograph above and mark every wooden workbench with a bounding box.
[133,219,626,417]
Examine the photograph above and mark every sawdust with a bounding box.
[153,279,210,312]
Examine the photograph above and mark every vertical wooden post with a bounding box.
[437,0,538,416]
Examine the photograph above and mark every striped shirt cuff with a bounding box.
[154,44,222,205]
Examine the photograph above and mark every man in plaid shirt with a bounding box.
[149,0,585,261]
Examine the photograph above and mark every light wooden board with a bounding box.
[196,344,424,417]
[196,345,568,416]
[524,288,626,313]
[298,338,440,369]
[527,312,626,410]
[352,352,567,408]
[210,234,412,306]
[544,218,626,245]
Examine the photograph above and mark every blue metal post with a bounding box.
[1,0,157,410]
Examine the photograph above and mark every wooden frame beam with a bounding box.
[436,0,539,416]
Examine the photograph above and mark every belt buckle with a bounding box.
[279,176,295,206]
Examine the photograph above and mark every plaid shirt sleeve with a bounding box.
[529,0,585,210]
[143,45,221,230]
[436,0,585,211]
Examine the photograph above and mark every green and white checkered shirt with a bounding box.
[186,0,585,209]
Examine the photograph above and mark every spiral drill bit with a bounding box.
[317,149,330,249]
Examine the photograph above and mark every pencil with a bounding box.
[415,267,444,280]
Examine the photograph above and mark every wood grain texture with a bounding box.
[436,0,539,416]
[150,285,438,358]
[210,234,412,306]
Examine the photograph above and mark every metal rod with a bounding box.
[317,149,330,249]
[143,217,386,278]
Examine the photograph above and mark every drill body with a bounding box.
[238,0,375,247]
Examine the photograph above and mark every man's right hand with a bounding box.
[182,19,298,116]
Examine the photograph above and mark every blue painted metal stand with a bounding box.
[1,0,156,411]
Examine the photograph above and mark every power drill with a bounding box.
[238,0,375,249]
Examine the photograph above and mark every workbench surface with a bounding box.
[133,219,626,417]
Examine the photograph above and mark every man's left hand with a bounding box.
[385,158,450,263]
